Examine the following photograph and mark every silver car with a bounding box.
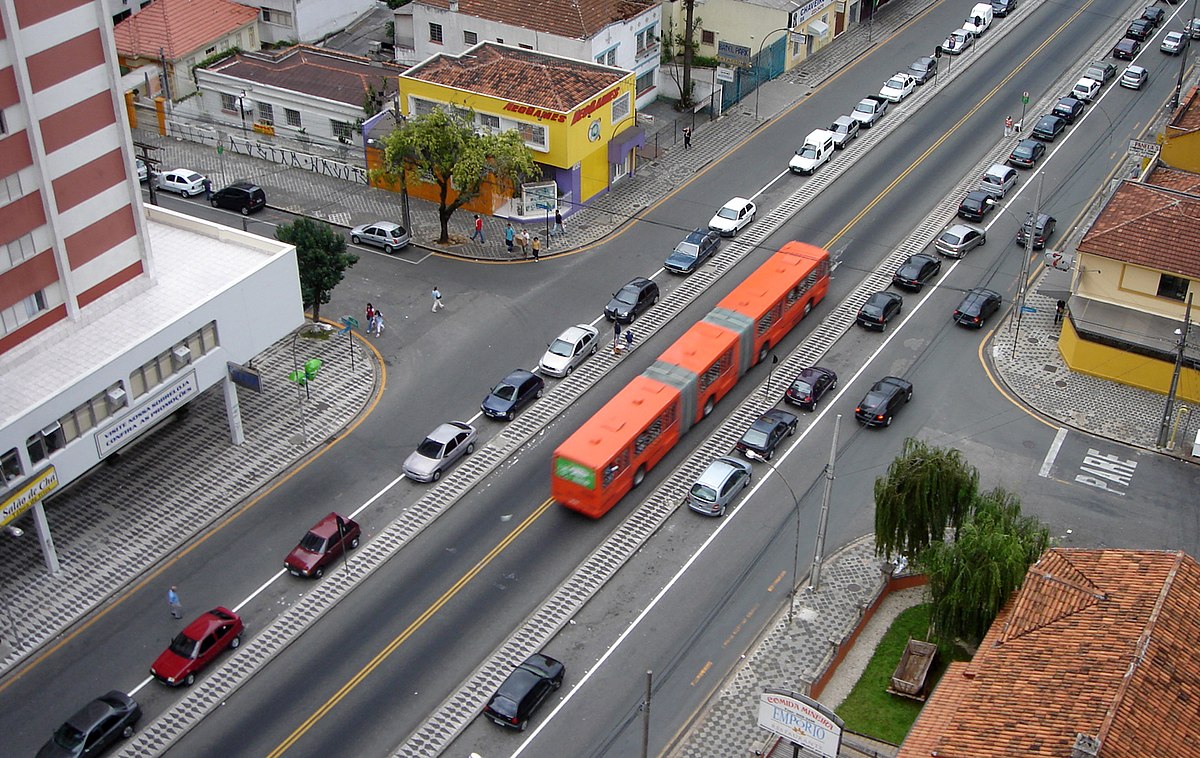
[687,456,752,517]
[157,169,207,197]
[350,221,411,253]
[538,324,599,377]
[402,421,477,482]
[934,223,986,258]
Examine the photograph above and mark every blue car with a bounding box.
[481,369,544,421]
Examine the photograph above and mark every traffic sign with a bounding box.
[1020,305,1038,314]
[1128,138,1160,159]
[1022,91,1030,105]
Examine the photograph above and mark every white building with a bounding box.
[104,0,376,45]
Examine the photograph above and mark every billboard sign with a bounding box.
[757,689,843,758]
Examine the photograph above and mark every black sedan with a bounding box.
[854,376,913,427]
[893,253,942,290]
[784,366,838,411]
[1125,18,1154,40]
[483,652,565,731]
[481,369,544,421]
[1141,5,1165,26]
[953,288,1003,327]
[38,691,141,758]
[1052,96,1086,124]
[604,277,659,323]
[1031,114,1066,141]
[1008,138,1046,168]
[736,409,799,461]
[957,190,995,222]
[857,291,903,330]
[1113,37,1142,59]
[1016,212,1057,249]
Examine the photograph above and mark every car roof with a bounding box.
[943,223,976,236]
[875,376,910,391]
[832,114,854,125]
[558,324,596,341]
[67,697,120,732]
[181,607,238,638]
[868,290,902,304]
[1125,64,1147,74]
[427,422,472,443]
[225,181,260,190]
[965,287,1001,300]
[723,196,750,208]
[307,512,352,538]
[698,456,748,486]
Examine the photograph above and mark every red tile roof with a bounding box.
[1076,177,1200,281]
[403,43,626,112]
[208,46,403,107]
[112,0,260,60]
[417,0,657,40]
[900,549,1200,758]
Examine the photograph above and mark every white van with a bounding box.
[789,129,836,175]
[979,163,1017,198]
[963,3,993,35]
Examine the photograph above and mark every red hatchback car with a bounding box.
[284,512,361,578]
[150,607,244,686]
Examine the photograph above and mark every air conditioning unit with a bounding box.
[172,345,192,365]
[106,387,127,407]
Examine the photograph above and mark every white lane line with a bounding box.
[1039,427,1068,478]
[128,675,156,696]
[234,569,289,613]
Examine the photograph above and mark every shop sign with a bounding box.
[1,466,57,527]
[96,371,199,457]
[571,87,622,124]
[503,102,567,123]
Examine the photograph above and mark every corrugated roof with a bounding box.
[1076,176,1200,281]
[900,549,1200,758]
[403,43,626,112]
[112,0,260,60]
[417,0,656,40]
[208,46,403,106]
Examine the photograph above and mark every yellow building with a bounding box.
[661,0,842,73]
[389,42,642,219]
[1161,85,1200,173]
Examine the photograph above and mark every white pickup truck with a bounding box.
[851,95,889,128]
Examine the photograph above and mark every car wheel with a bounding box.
[788,423,796,436]
[589,343,597,355]
[184,673,196,687]
[518,719,529,732]
[565,364,574,376]
[384,243,395,254]
[885,415,893,427]
[803,301,813,317]
[210,199,219,207]
[466,442,475,455]
[506,410,515,421]
[122,725,135,739]
[240,207,250,216]
[314,566,324,578]
[350,537,359,549]
[536,387,544,399]
[718,504,727,517]
[351,235,361,244]
[651,293,659,306]
[181,189,192,198]
[765,447,774,461]
[810,399,818,412]
[703,395,715,417]
[230,635,241,649]
[632,465,647,487]
[979,235,986,246]
[880,320,887,332]
[432,469,441,482]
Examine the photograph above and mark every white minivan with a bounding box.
[963,3,993,35]
[979,163,1017,198]
[789,129,836,175]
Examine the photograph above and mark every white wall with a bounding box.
[237,0,376,44]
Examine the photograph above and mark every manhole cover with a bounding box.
[845,582,862,593]
[1055,380,1068,387]
[1043,364,1058,373]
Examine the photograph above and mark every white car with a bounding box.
[1070,77,1101,103]
[157,169,207,197]
[135,158,148,183]
[1161,31,1187,54]
[940,28,974,54]
[538,324,599,377]
[1120,64,1148,89]
[879,73,916,103]
[708,197,757,237]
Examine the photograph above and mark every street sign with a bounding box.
[757,690,843,758]
[1043,249,1075,272]
[716,66,735,83]
[1020,305,1038,313]
[1128,138,1160,159]
[1022,91,1030,104]
[227,361,263,393]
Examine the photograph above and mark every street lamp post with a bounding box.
[985,174,1042,358]
[754,27,794,120]
[1173,0,1198,108]
[1157,294,1194,448]
[745,449,803,623]
[808,414,840,591]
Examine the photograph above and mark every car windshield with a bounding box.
[492,383,517,401]
[861,303,882,316]
[941,232,964,245]
[416,437,445,458]
[898,263,920,277]
[690,483,717,502]
[671,246,698,261]
[615,289,638,305]
[1013,145,1033,158]
[799,145,818,158]
[832,123,848,133]
[548,338,574,357]
[854,102,871,113]
[168,632,201,659]
[52,722,87,750]
[298,530,327,553]
[886,77,904,89]
[489,695,519,719]
[742,429,770,447]
[717,207,739,220]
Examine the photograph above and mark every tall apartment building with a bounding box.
[0,0,303,570]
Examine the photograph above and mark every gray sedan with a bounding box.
[687,456,753,516]
[934,223,986,258]
[402,421,477,482]
[350,221,411,253]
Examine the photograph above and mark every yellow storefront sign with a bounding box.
[2,466,58,527]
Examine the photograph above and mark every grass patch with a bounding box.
[835,604,971,745]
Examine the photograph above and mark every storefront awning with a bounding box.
[808,19,830,37]
[609,124,645,161]
[1037,266,1074,301]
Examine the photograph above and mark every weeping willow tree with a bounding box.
[921,487,1051,646]
[873,438,979,561]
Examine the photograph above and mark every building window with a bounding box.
[611,91,631,122]
[1,448,21,484]
[519,43,533,50]
[0,234,36,272]
[479,113,500,131]
[411,97,439,117]
[496,37,504,44]
[596,48,617,66]
[205,46,217,55]
[635,71,655,97]
[792,38,804,57]
[702,30,715,46]
[257,102,273,125]
[1157,274,1191,302]
[464,30,478,45]
[515,121,547,149]
[636,25,658,56]
[220,92,237,112]
[429,22,443,44]
[332,120,355,142]
[285,108,301,127]
[262,8,292,25]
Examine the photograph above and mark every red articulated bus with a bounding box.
[552,241,831,518]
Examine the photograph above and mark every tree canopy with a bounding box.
[374,108,540,243]
[873,437,978,561]
[276,217,358,323]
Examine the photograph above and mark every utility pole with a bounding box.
[641,670,653,758]
[1157,294,1193,448]
[1173,0,1198,108]
[809,414,840,591]
[681,0,696,108]
[1012,174,1042,358]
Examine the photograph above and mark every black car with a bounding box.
[1016,212,1057,249]
[991,0,1017,16]
[209,181,266,215]
[893,253,942,290]
[1113,37,1142,59]
[664,229,721,274]
[481,369,544,421]
[857,290,903,330]
[957,190,995,222]
[482,652,565,731]
[735,409,799,461]
[38,691,141,758]
[1008,138,1046,168]
[908,56,938,84]
[1052,96,1086,124]
[1141,5,1165,26]
[604,277,660,323]
[953,288,1003,327]
[1031,114,1066,141]
[784,366,838,411]
[1126,18,1155,40]
[854,376,913,427]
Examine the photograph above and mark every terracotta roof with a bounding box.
[1169,85,1200,133]
[403,43,626,112]
[207,46,403,107]
[1076,178,1200,281]
[416,0,656,40]
[900,549,1200,758]
[112,0,260,60]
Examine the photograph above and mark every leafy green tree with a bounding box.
[374,108,539,244]
[921,487,1050,646]
[873,438,978,561]
[276,218,358,323]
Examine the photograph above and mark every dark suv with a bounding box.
[210,181,266,215]
[1015,213,1057,249]
[854,376,913,427]
[957,190,994,222]
[605,277,660,323]
[953,288,1002,327]
[483,653,565,731]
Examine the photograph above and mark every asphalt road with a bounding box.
[8,0,1200,755]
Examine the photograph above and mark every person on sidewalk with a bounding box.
[612,321,622,354]
[505,222,515,253]
[365,302,375,329]
[202,177,212,202]
[519,230,530,259]
[531,235,541,261]
[683,126,692,149]
[470,214,485,243]
[623,328,634,351]
[432,286,444,312]
[552,209,564,237]
[1055,300,1066,326]
[1004,115,1014,137]
[167,586,183,619]
[372,310,385,336]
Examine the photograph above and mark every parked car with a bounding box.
[150,607,244,686]
[1142,5,1166,27]
[350,221,410,253]
[957,190,995,222]
[1120,64,1149,89]
[979,163,1018,198]
[1016,212,1057,249]
[209,181,265,215]
[940,28,974,54]
[538,324,599,377]
[481,369,544,421]
[893,253,942,290]
[856,290,903,330]
[37,691,141,758]
[934,223,987,258]
[851,95,889,127]
[483,652,565,731]
[687,455,753,516]
[285,512,361,578]
[1161,30,1187,54]
[879,72,916,102]
[953,287,1003,327]
[736,409,799,461]
[854,376,913,427]
[1008,138,1047,168]
[1052,96,1086,124]
[1031,114,1067,141]
[157,169,207,197]
[604,277,660,323]
[1084,61,1117,83]
[1125,18,1154,41]
[1188,17,1200,38]
[403,421,477,482]
[784,366,838,411]
[908,56,938,84]
[135,158,148,183]
[829,115,860,148]
[708,197,757,236]
[990,0,1017,17]
[1070,77,1102,102]
[1113,37,1142,60]
[665,228,721,274]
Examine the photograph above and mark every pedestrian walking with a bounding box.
[552,209,565,237]
[365,302,375,328]
[1004,115,1014,137]
[505,222,515,252]
[532,235,541,261]
[612,320,622,354]
[432,286,444,312]
[470,214,485,243]
[518,229,530,259]
[624,328,634,351]
[682,126,692,149]
[167,586,183,619]
[1055,300,1066,326]
[372,310,385,336]
[202,177,212,202]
